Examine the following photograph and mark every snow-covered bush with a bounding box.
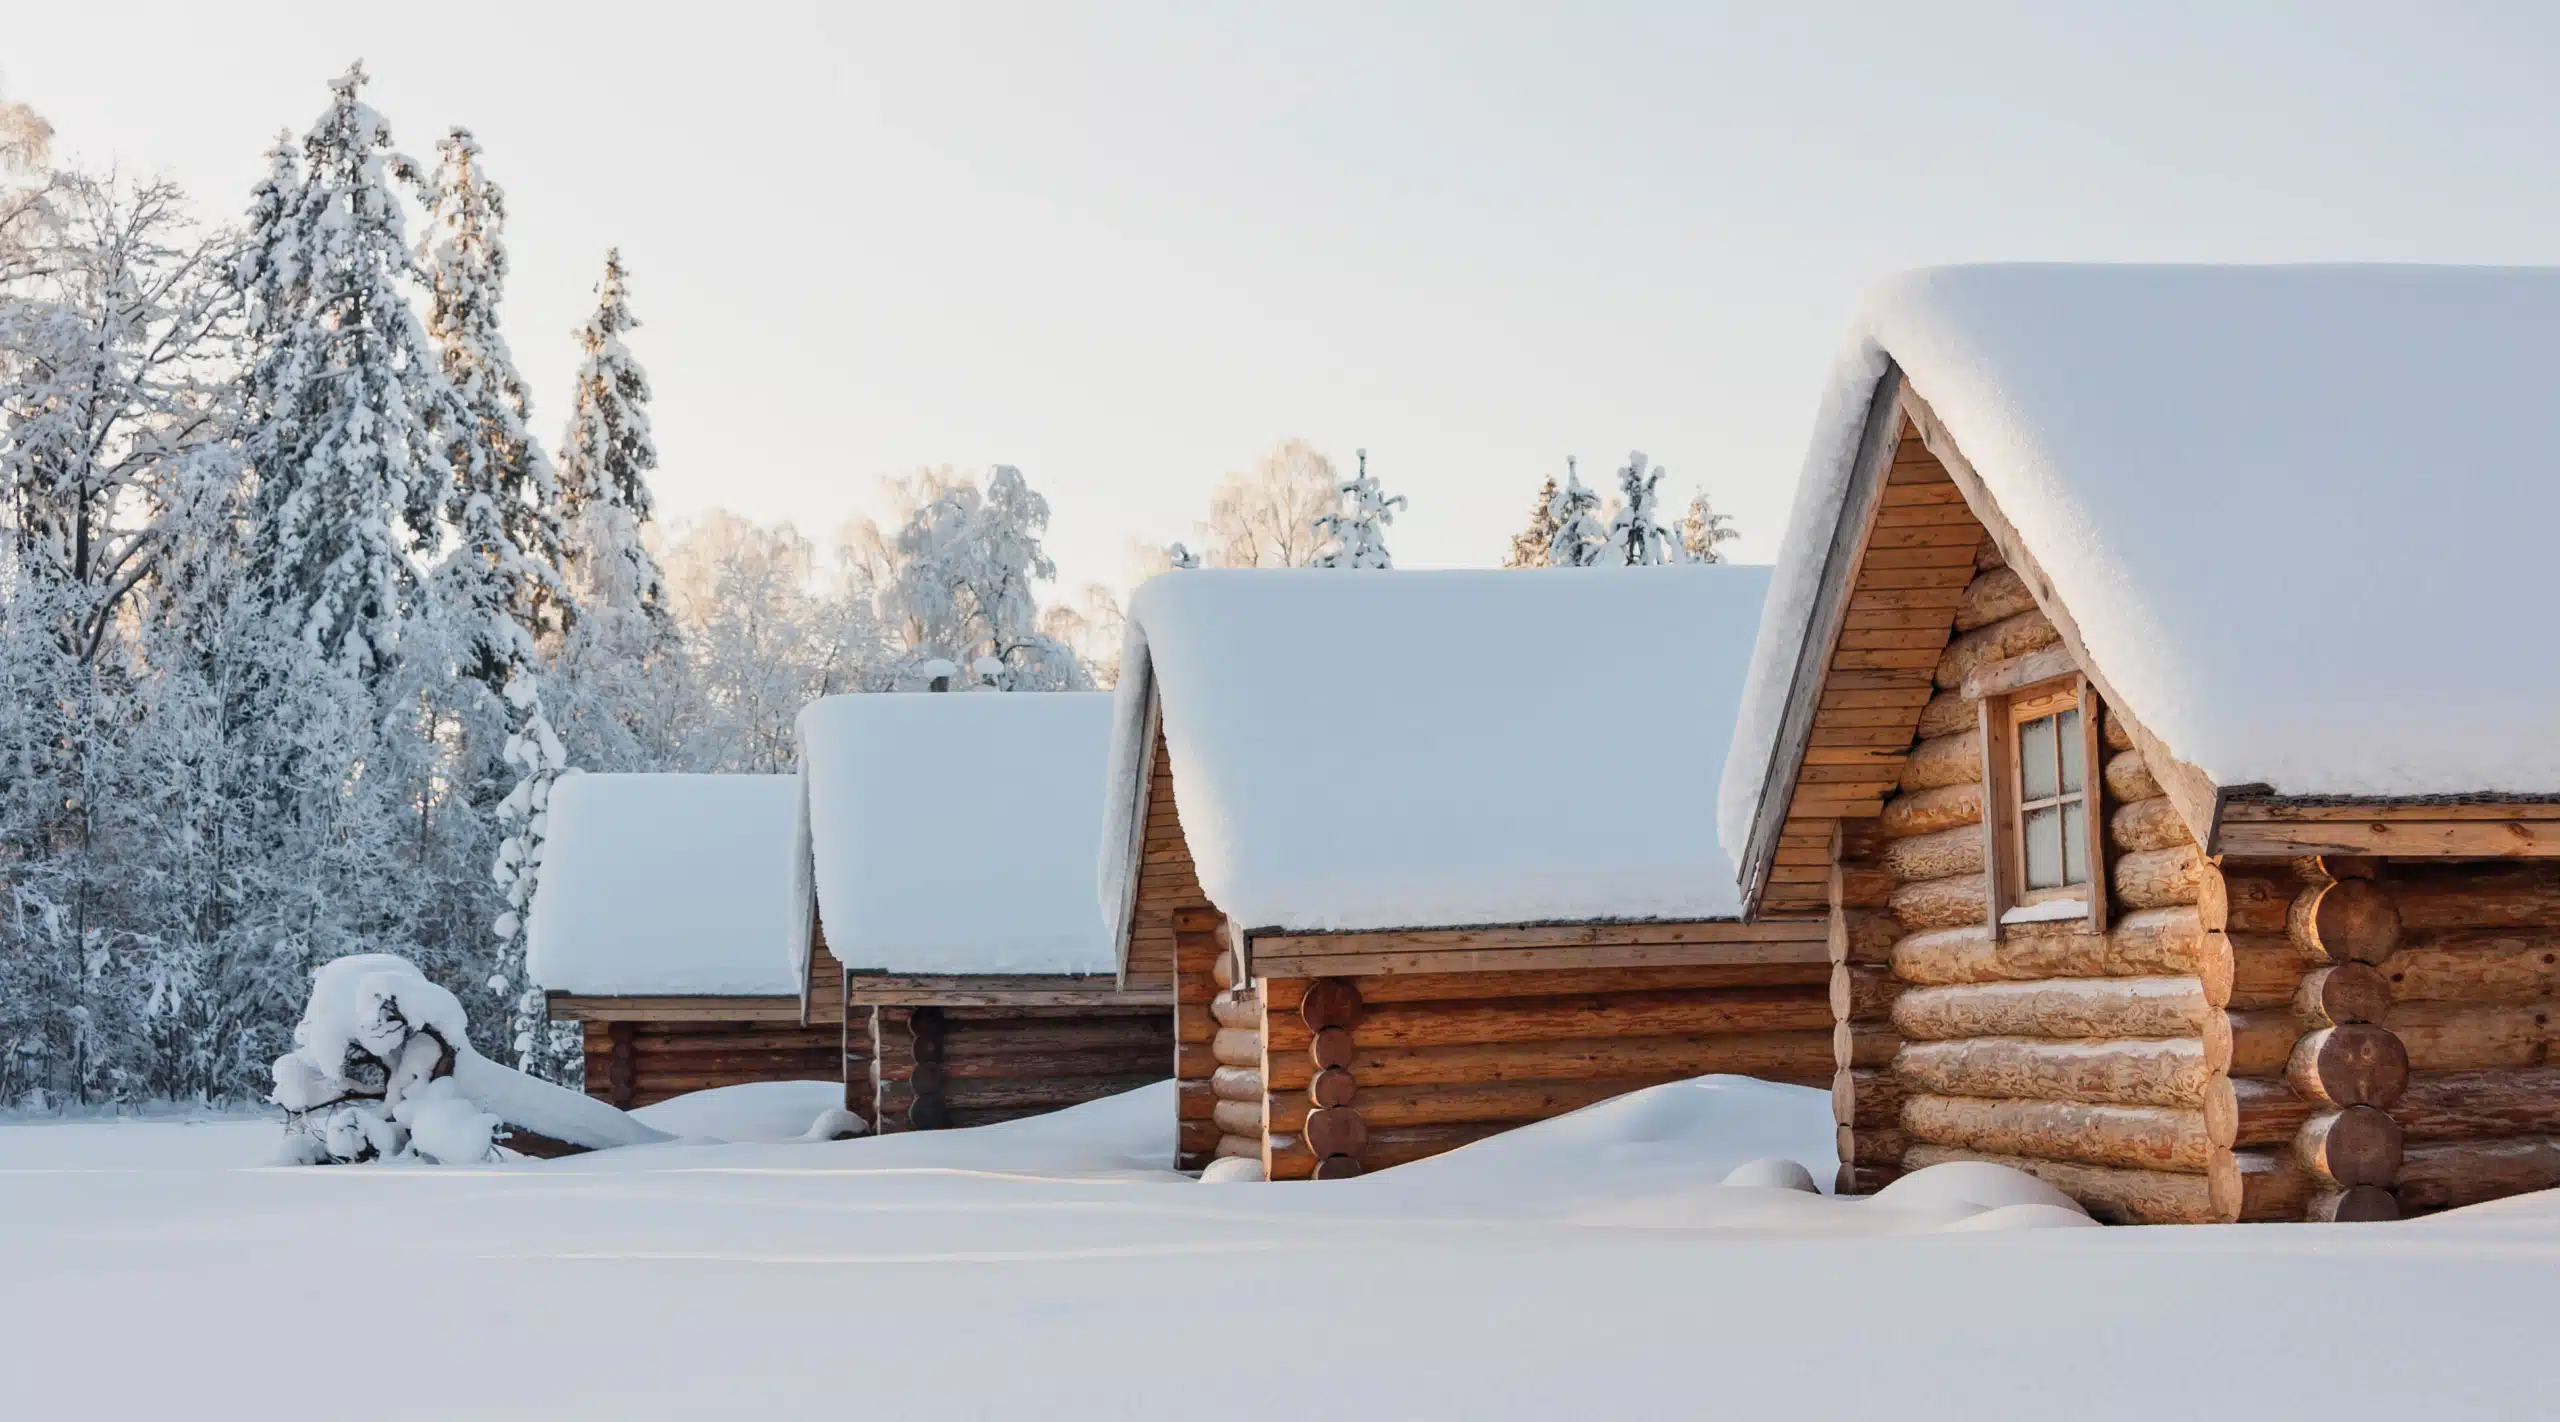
[272,953,665,1164]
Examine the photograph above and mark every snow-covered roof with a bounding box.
[798,692,1117,975]
[1101,565,1772,946]
[526,774,811,997]
[1720,264,2560,866]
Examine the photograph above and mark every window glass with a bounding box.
[2057,708,2084,794]
[2060,801,2088,888]
[2020,716,2058,800]
[2024,805,2063,889]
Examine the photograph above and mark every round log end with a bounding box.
[905,1099,950,1130]
[1303,1105,1368,1158]
[1308,1065,1358,1109]
[908,1062,948,1096]
[1300,978,1365,1031]
[2298,962,2392,1028]
[1312,1154,1363,1180]
[1309,1026,1356,1070]
[2290,1025,2410,1109]
[2310,1185,2400,1223]
[2294,879,2401,965]
[2299,1105,2403,1188]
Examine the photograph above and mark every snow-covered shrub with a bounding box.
[271,953,666,1164]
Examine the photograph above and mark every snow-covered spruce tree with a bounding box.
[1680,486,1739,564]
[1310,448,1405,570]
[1543,457,1606,568]
[1602,449,1681,566]
[415,126,579,1077]
[878,465,1092,690]
[555,247,669,636]
[1503,475,1559,568]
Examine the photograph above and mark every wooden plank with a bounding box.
[547,995,805,1024]
[1251,938,1830,979]
[846,987,1178,1007]
[1251,919,1826,956]
[1959,644,2079,702]
[2214,819,2560,858]
[2224,800,2560,823]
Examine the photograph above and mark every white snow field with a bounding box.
[4,1079,2554,1419]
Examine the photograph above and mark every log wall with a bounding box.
[579,1017,842,1111]
[1842,546,2250,1223]
[870,1003,1172,1133]
[1243,963,1835,1180]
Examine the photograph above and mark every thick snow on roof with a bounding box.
[1102,566,1771,941]
[526,774,809,997]
[798,692,1116,975]
[1721,264,2560,862]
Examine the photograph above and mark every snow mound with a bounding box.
[1942,1202,2105,1232]
[1722,1156,1819,1192]
[633,1081,857,1144]
[1199,1155,1266,1183]
[1871,1160,2088,1217]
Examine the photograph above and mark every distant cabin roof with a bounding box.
[527,774,810,997]
[797,691,1116,976]
[1721,264,2560,862]
[1101,565,1773,946]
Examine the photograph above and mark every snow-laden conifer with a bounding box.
[1503,475,1560,568]
[556,248,669,635]
[1602,450,1681,566]
[1680,487,1739,564]
[1311,448,1404,569]
[1542,458,1606,568]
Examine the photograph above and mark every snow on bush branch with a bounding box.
[271,954,665,1165]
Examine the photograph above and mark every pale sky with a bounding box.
[12,3,2560,597]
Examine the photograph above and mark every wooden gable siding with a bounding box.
[1126,720,1207,991]
[805,930,846,1027]
[1761,422,1986,918]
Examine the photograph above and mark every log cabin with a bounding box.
[1101,565,1834,1180]
[1722,263,2560,1223]
[798,690,1173,1133]
[530,773,845,1109]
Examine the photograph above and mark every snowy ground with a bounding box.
[4,1078,2554,1419]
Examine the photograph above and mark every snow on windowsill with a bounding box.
[2000,899,2089,926]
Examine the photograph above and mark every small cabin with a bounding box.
[1101,566,1833,1179]
[531,773,844,1108]
[1724,264,2560,1222]
[798,691,1173,1133]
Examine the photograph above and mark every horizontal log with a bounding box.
[2395,1135,2560,1213]
[1329,1029,1835,1091]
[2115,845,2205,911]
[939,1022,1175,1059]
[547,996,803,1024]
[1891,873,1987,931]
[1177,1078,1216,1121]
[1267,1131,1316,1181]
[2395,1068,2560,1142]
[1346,962,1831,1004]
[1901,1094,2216,1171]
[1212,1098,1260,1136]
[1898,732,1981,793]
[1834,1067,1901,1130]
[1890,908,2204,986]
[2215,813,2560,858]
[1175,1003,1214,1045]
[1833,909,1901,966]
[1353,986,1832,1050]
[2110,796,2192,853]
[1939,609,2061,691]
[2380,862,2560,930]
[2377,929,2560,1003]
[1175,1041,1216,1080]
[1881,783,1983,839]
[1212,1027,1262,1069]
[1841,1125,1910,1166]
[2226,1010,2300,1078]
[1210,1065,1263,1104]
[2228,933,2308,1010]
[2296,1106,2401,1189]
[2103,749,2162,804]
[2287,1025,2409,1108]
[2235,1146,2314,1222]
[1253,939,1834,978]
[1832,964,1904,1022]
[2213,870,2304,935]
[1213,1132,1260,1162]
[1882,825,1982,883]
[1952,565,2035,634]
[2385,999,2560,1072]
[1899,1143,2224,1225]
[1833,864,1897,909]
[2288,879,2400,965]
[941,1047,1170,1082]
[1913,689,1974,741]
[1894,1035,2211,1109]
[2232,1077,2315,1147]
[1892,976,2210,1042]
[1344,1077,1665,1130]
[1176,1119,1219,1163]
[1363,1122,1514,1171]
[1836,1020,1902,1070]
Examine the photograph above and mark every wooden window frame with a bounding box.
[1978,674,2108,939]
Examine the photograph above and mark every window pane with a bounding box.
[2057,708,2085,794]
[2024,805,2063,889]
[2061,800,2088,888]
[2020,715,2058,800]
